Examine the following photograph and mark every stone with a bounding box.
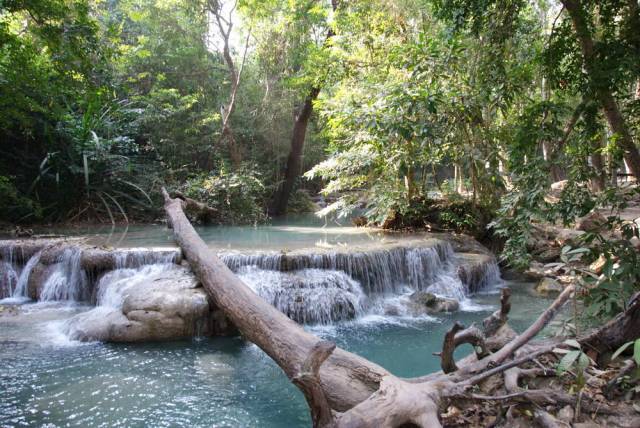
[408,291,459,314]
[64,266,233,342]
[455,253,497,293]
[409,290,437,307]
[575,211,606,232]
[535,277,564,295]
[556,405,574,424]
[523,262,546,281]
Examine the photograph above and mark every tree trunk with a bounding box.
[271,1,339,215]
[162,191,639,426]
[561,0,640,179]
[206,1,251,170]
[272,89,320,215]
[162,188,387,411]
[590,138,606,192]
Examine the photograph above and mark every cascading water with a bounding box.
[40,247,90,302]
[223,241,502,323]
[112,249,178,270]
[1,237,502,329]
[237,266,366,324]
[11,249,44,299]
[95,263,177,308]
[221,240,456,295]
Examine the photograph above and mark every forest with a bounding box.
[1,0,640,427]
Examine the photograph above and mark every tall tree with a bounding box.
[271,0,338,216]
[206,0,251,168]
[561,0,640,179]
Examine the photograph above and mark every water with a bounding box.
[0,284,553,428]
[32,214,409,251]
[40,248,89,302]
[0,218,551,426]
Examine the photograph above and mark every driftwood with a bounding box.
[161,188,639,427]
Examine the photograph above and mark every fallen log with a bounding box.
[172,191,218,223]
[161,188,638,427]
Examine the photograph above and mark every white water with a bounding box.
[95,263,177,309]
[238,266,366,324]
[12,249,44,299]
[40,247,89,301]
[1,239,502,327]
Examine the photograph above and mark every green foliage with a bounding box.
[177,167,267,225]
[286,189,316,214]
[555,339,590,398]
[0,176,42,223]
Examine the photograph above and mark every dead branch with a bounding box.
[534,409,568,428]
[171,191,218,224]
[463,389,617,414]
[292,341,337,428]
[580,292,640,365]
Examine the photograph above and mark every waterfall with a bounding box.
[237,266,365,324]
[12,249,44,299]
[40,247,90,302]
[95,263,177,308]
[221,241,456,294]
[113,249,178,269]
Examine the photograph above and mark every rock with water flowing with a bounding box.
[0,261,18,298]
[1,236,505,342]
[408,291,459,314]
[64,265,233,342]
[237,266,365,324]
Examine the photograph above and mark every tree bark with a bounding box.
[271,1,339,215]
[561,0,640,179]
[162,188,388,411]
[272,88,320,215]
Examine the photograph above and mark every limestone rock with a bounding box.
[65,266,233,342]
[535,277,564,295]
[556,405,574,424]
[408,291,459,314]
[455,253,499,293]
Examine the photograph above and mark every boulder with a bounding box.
[575,211,606,232]
[64,266,234,342]
[535,277,564,295]
[455,253,499,293]
[408,291,459,314]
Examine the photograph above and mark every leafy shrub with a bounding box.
[177,167,267,224]
[0,176,41,223]
[286,189,316,214]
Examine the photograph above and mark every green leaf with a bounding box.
[634,339,640,366]
[564,339,581,349]
[557,350,580,375]
[576,352,590,371]
[611,341,633,361]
